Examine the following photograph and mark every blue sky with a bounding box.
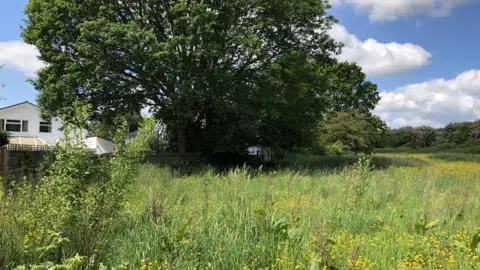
[1,0,480,127]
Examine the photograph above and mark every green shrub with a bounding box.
[326,142,344,156]
[0,129,9,146]
[0,113,155,268]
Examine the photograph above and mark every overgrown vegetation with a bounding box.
[3,152,480,269]
[6,1,479,269]
[272,154,429,171]
[0,116,155,269]
[429,153,480,163]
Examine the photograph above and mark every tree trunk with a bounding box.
[177,126,187,153]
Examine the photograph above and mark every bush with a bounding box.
[0,129,9,146]
[0,117,155,268]
[326,142,344,156]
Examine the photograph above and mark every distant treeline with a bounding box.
[380,120,480,153]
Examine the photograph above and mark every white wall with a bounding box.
[0,103,65,145]
[84,137,116,154]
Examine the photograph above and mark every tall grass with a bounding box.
[429,153,480,163]
[376,143,480,154]
[272,154,429,172]
[102,161,479,269]
[2,154,480,269]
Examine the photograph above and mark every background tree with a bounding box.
[383,126,436,148]
[383,127,415,148]
[412,126,437,148]
[320,111,375,154]
[326,62,380,113]
[443,122,472,145]
[23,0,345,154]
[88,113,143,141]
[361,113,387,148]
[470,120,480,140]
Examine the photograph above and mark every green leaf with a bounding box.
[254,209,266,216]
[327,238,337,245]
[470,233,480,251]
[310,254,320,270]
[288,228,302,239]
[425,219,440,230]
[176,219,192,242]
[454,240,467,250]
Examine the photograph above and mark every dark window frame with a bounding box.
[5,119,22,132]
[39,121,52,133]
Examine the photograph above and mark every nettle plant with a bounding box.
[14,102,155,268]
[343,156,374,206]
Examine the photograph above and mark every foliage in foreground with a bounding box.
[0,118,155,269]
[3,154,480,269]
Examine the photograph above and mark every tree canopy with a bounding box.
[23,0,379,153]
[320,111,385,154]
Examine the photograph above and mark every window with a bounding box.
[39,121,52,133]
[6,120,21,132]
[0,119,30,132]
[22,121,29,132]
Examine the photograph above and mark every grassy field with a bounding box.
[428,153,480,163]
[2,154,480,269]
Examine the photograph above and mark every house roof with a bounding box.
[0,101,38,112]
[9,136,47,146]
[84,137,116,154]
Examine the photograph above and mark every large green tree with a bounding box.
[23,0,379,153]
[319,111,383,153]
[443,122,473,145]
[23,0,343,153]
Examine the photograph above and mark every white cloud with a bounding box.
[335,0,474,22]
[0,41,45,77]
[328,24,431,77]
[374,70,480,128]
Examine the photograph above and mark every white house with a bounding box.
[0,101,116,154]
[0,101,65,145]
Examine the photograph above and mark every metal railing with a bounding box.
[6,144,55,152]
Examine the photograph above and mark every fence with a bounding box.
[5,144,55,152]
[0,145,54,171]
